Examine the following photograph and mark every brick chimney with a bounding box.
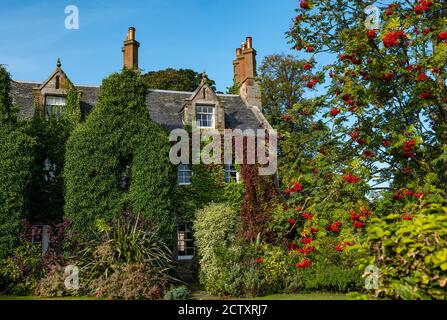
[122,27,140,69]
[233,37,262,109]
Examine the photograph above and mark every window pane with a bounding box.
[177,223,194,259]
[224,164,238,183]
[196,105,214,128]
[45,96,67,120]
[177,164,192,184]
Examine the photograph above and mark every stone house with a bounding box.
[9,27,272,261]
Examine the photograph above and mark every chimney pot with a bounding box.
[246,37,252,49]
[122,27,139,69]
[241,42,247,50]
[128,27,135,40]
[236,48,242,56]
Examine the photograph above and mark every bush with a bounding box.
[286,265,363,293]
[65,68,175,239]
[77,210,175,280]
[70,211,176,299]
[35,265,81,297]
[89,263,170,299]
[259,244,291,291]
[194,203,268,297]
[193,203,239,293]
[0,242,45,295]
[0,67,35,259]
[358,204,447,300]
[164,286,190,300]
[282,235,363,293]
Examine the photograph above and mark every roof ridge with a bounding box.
[13,81,241,97]
[147,88,240,97]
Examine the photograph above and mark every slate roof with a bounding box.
[10,81,263,131]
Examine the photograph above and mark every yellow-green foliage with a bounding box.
[260,244,290,286]
[359,205,447,300]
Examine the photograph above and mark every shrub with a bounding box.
[282,235,363,293]
[89,263,170,299]
[77,210,175,282]
[0,242,45,295]
[286,265,363,293]
[259,244,291,291]
[358,204,447,300]
[164,286,190,300]
[65,68,175,239]
[194,203,239,292]
[35,265,82,297]
[194,203,268,297]
[0,66,35,259]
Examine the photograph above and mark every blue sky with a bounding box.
[0,0,297,92]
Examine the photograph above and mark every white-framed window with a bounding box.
[177,164,192,185]
[45,95,66,120]
[43,158,57,182]
[196,105,214,128]
[177,223,194,260]
[224,163,239,183]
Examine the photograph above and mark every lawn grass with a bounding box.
[252,292,347,300]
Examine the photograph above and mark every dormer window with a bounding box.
[196,105,215,128]
[45,96,66,120]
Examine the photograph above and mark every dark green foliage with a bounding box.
[286,266,363,293]
[287,236,363,293]
[143,68,216,92]
[25,86,81,223]
[0,242,45,295]
[0,66,35,258]
[0,66,16,124]
[258,54,307,126]
[26,118,70,223]
[65,69,175,238]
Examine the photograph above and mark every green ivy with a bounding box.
[64,68,176,239]
[0,66,36,258]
